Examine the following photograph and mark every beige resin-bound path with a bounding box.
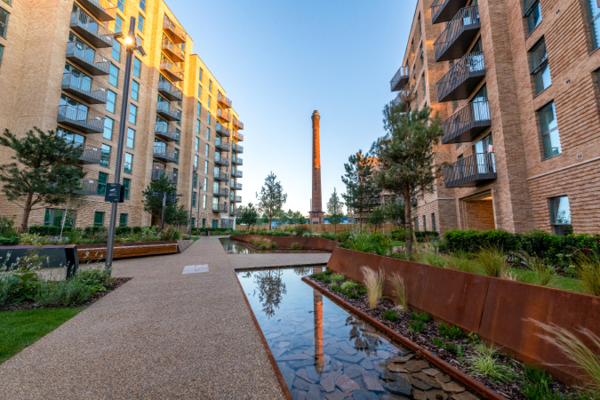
[0,237,330,400]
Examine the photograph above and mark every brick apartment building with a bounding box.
[390,0,600,235]
[0,0,245,229]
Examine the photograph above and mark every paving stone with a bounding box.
[410,375,433,391]
[379,393,411,400]
[423,368,440,377]
[386,363,407,373]
[404,360,430,373]
[352,388,379,400]
[344,364,367,379]
[306,384,322,400]
[361,373,385,392]
[380,370,403,382]
[373,361,386,373]
[297,368,316,383]
[360,358,374,370]
[305,366,321,381]
[336,374,360,395]
[390,353,414,363]
[440,381,465,393]
[325,388,348,400]
[320,373,336,392]
[279,363,297,388]
[412,389,427,400]
[451,392,480,400]
[436,374,452,384]
[382,376,412,396]
[412,372,442,389]
[295,389,307,400]
[425,389,449,400]
[279,353,312,361]
[293,377,312,391]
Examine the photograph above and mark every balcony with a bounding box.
[215,137,230,152]
[441,101,491,144]
[231,156,243,166]
[213,188,229,197]
[215,155,230,167]
[232,143,244,154]
[153,146,178,163]
[62,73,108,104]
[158,80,183,102]
[217,108,231,123]
[231,196,242,203]
[436,51,485,102]
[230,209,241,217]
[234,131,244,142]
[160,61,184,82]
[444,152,496,188]
[217,93,233,108]
[154,121,180,142]
[57,105,105,133]
[76,144,102,164]
[390,65,409,92]
[70,11,113,48]
[81,178,100,196]
[231,182,242,190]
[212,204,228,213]
[161,37,185,63]
[214,171,229,182]
[434,6,480,62]
[231,170,243,178]
[151,168,177,183]
[431,0,469,24]
[156,102,182,122]
[391,92,409,112]
[66,42,110,76]
[78,0,116,22]
[216,123,231,137]
[163,17,186,44]
[233,118,244,130]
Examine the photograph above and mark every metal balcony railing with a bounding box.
[231,170,243,178]
[231,196,242,203]
[161,37,185,63]
[66,42,110,76]
[215,137,230,152]
[213,188,229,197]
[153,146,178,163]
[441,101,491,144]
[160,61,184,82]
[232,143,244,153]
[81,179,99,196]
[231,182,242,190]
[158,80,183,102]
[214,155,230,166]
[62,73,108,104]
[231,156,243,166]
[163,17,186,43]
[233,118,244,130]
[230,209,241,217]
[151,168,177,183]
[431,0,469,24]
[212,204,228,213]
[75,144,102,164]
[444,152,497,188]
[154,121,180,142]
[217,108,231,123]
[57,105,105,133]
[234,131,244,142]
[70,10,113,48]
[78,0,116,22]
[434,6,480,62]
[213,171,229,181]
[390,65,409,92]
[217,93,233,108]
[216,123,231,137]
[436,51,485,102]
[156,102,182,121]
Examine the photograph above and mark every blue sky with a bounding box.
[168,0,417,214]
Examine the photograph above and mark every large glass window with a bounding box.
[204,177,208,190]
[524,0,542,34]
[194,155,198,168]
[115,15,123,34]
[137,13,145,33]
[131,80,139,101]
[192,192,197,207]
[129,104,137,124]
[119,213,128,226]
[117,0,125,12]
[193,173,197,189]
[549,196,572,236]
[101,144,111,167]
[44,208,75,228]
[195,137,199,151]
[207,113,211,125]
[112,39,121,62]
[124,153,133,174]
[94,211,105,226]
[133,57,141,78]
[174,148,179,165]
[587,0,600,49]
[204,160,208,174]
[109,64,119,87]
[539,102,561,159]
[198,85,202,99]
[98,172,108,195]
[205,144,210,157]
[126,128,135,148]
[208,96,211,108]
[206,127,210,141]
[139,0,146,12]
[106,90,117,113]
[209,80,212,92]
[196,119,200,134]
[0,6,8,38]
[199,68,203,81]
[103,117,114,140]
[530,38,551,95]
[123,178,131,200]
[197,101,201,116]
[203,195,207,209]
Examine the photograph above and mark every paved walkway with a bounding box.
[0,237,330,400]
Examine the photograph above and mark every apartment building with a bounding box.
[0,0,245,229]
[390,0,600,235]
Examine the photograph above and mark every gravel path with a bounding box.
[0,237,330,400]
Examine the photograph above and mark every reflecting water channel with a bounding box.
[220,238,258,254]
[237,267,475,400]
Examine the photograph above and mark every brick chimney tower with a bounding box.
[310,111,324,224]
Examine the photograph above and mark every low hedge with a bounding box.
[0,236,19,246]
[391,229,439,242]
[28,225,72,236]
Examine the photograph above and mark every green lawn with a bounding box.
[0,308,83,364]
[391,241,406,247]
[509,268,587,293]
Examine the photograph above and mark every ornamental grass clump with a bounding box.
[514,250,555,287]
[382,309,399,322]
[575,251,600,296]
[290,242,301,250]
[476,248,508,278]
[388,272,407,311]
[445,252,475,273]
[330,273,345,283]
[467,344,516,383]
[360,266,385,309]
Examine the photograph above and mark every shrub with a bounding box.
[468,344,516,382]
[320,233,336,241]
[445,252,475,273]
[75,267,113,290]
[476,248,508,277]
[432,337,445,348]
[439,323,462,339]
[575,251,600,296]
[249,238,260,247]
[342,233,392,256]
[295,225,311,237]
[0,236,20,246]
[388,273,407,311]
[330,273,345,283]
[84,226,107,239]
[160,226,181,241]
[521,365,563,400]
[28,225,61,236]
[383,309,399,322]
[35,279,95,307]
[0,274,37,305]
[260,239,270,249]
[409,320,425,333]
[291,242,301,250]
[132,226,143,234]
[340,281,357,291]
[116,226,132,237]
[391,229,408,242]
[360,267,385,309]
[410,312,432,323]
[414,231,440,242]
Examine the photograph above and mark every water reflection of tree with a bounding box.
[293,266,313,276]
[346,316,382,357]
[253,270,287,319]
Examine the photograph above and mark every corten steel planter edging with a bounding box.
[302,277,504,400]
[230,235,339,252]
[234,270,294,400]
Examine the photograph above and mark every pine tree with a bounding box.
[0,128,86,232]
[341,150,380,231]
[142,175,188,227]
[239,202,259,230]
[326,188,344,234]
[256,172,287,230]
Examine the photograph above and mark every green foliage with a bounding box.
[341,233,392,256]
[575,251,600,296]
[34,279,95,307]
[389,273,407,310]
[0,216,17,238]
[521,365,562,400]
[239,202,259,228]
[409,320,425,333]
[0,272,40,305]
[0,237,19,246]
[327,188,345,230]
[432,337,445,348]
[160,226,181,241]
[83,226,107,239]
[141,175,188,227]
[294,225,311,237]
[445,252,475,273]
[75,267,113,289]
[382,197,406,227]
[410,312,432,323]
[341,150,380,228]
[368,206,386,227]
[116,226,132,236]
[415,231,440,241]
[330,273,345,283]
[291,242,301,250]
[256,172,287,230]
[382,309,399,322]
[438,323,463,339]
[468,344,516,383]
[340,281,357,291]
[476,248,508,278]
[391,229,408,242]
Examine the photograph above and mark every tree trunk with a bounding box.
[359,210,363,233]
[404,186,413,259]
[269,213,272,231]
[20,193,34,233]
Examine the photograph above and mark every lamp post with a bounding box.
[196,184,202,237]
[105,17,146,273]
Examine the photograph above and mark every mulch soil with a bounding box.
[309,277,580,400]
[0,277,132,312]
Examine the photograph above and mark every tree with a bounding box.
[0,128,86,232]
[382,196,406,228]
[239,202,259,231]
[368,206,385,231]
[141,175,188,228]
[371,87,443,257]
[327,188,344,234]
[341,150,380,231]
[256,172,287,230]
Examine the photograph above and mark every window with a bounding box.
[101,144,111,167]
[174,148,179,164]
[213,182,220,194]
[196,101,201,116]
[139,0,146,12]
[202,194,207,209]
[587,0,600,49]
[112,39,121,62]
[423,215,427,231]
[131,81,139,101]
[193,173,198,189]
[0,44,3,68]
[115,15,123,34]
[206,127,210,141]
[123,178,131,200]
[421,73,426,99]
[44,208,75,228]
[192,192,197,207]
[129,104,137,124]
[0,6,8,38]
[539,102,561,159]
[209,80,212,92]
[126,128,135,148]
[207,113,211,125]
[133,57,141,78]
[135,35,143,55]
[98,172,108,195]
[103,117,114,140]
[2,0,11,5]
[205,144,209,157]
[196,119,200,134]
[137,13,145,33]
[208,96,211,108]
[414,217,419,231]
[94,212,105,227]
[524,0,542,34]
[194,155,198,168]
[530,38,551,94]
[204,177,208,190]
[199,68,203,81]
[117,0,125,12]
[549,196,573,236]
[109,64,119,87]
[124,153,133,174]
[198,85,202,98]
[119,213,128,226]
[204,160,208,174]
[195,137,199,152]
[106,90,117,113]
[431,213,437,232]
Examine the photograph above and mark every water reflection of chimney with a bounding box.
[313,266,324,374]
